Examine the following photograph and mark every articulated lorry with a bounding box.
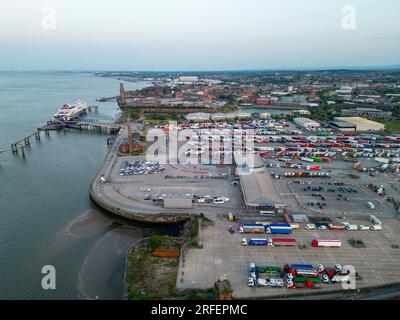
[312,238,342,248]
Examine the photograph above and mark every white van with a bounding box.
[257,278,268,287]
[345,224,358,231]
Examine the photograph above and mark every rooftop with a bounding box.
[239,171,285,207]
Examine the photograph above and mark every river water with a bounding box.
[0,72,170,300]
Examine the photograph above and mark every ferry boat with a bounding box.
[53,101,88,122]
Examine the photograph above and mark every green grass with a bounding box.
[386,121,400,133]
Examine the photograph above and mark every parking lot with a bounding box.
[268,159,399,218]
[177,214,400,298]
[108,156,243,210]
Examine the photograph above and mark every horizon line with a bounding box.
[1,65,400,73]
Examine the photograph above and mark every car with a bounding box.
[318,225,327,230]
[317,264,325,273]
[322,275,330,283]
[249,263,256,271]
[213,199,225,204]
[228,226,235,234]
[358,225,370,231]
[286,273,294,280]
[334,264,343,273]
[267,278,284,288]
[248,277,255,287]
[100,176,108,184]
[250,272,257,280]
[370,225,382,231]
[304,223,316,230]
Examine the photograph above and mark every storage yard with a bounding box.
[177,213,400,298]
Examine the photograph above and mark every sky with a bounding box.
[0,0,399,71]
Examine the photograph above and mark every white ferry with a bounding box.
[53,101,88,122]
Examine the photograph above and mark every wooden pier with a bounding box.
[4,121,123,159]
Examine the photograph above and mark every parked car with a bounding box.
[304,224,316,230]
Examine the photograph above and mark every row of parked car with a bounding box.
[119,160,165,176]
[304,222,382,231]
[143,193,230,204]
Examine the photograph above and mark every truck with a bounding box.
[271,238,297,247]
[331,275,351,283]
[294,277,321,284]
[284,264,319,277]
[238,224,266,234]
[311,238,342,248]
[256,265,282,276]
[266,224,292,234]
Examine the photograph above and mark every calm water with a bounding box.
[0,72,154,299]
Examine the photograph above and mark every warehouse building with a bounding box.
[334,117,385,132]
[239,172,286,213]
[329,120,357,132]
[293,117,320,130]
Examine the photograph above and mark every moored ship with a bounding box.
[53,101,88,122]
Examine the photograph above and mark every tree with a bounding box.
[148,235,162,252]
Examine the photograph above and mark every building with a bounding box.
[178,76,199,84]
[334,117,385,132]
[294,109,311,116]
[329,121,357,132]
[293,117,320,130]
[259,112,272,119]
[239,172,286,213]
[340,108,392,119]
[256,98,272,105]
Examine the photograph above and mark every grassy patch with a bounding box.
[126,216,212,300]
[385,121,400,133]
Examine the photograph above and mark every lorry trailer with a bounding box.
[271,238,297,246]
[247,238,269,246]
[312,238,342,248]
[239,224,266,234]
[266,224,293,234]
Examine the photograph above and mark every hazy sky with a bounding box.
[0,0,399,70]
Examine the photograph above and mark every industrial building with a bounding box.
[178,76,199,84]
[340,108,392,119]
[293,117,320,130]
[329,120,357,132]
[334,117,385,132]
[239,172,286,213]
